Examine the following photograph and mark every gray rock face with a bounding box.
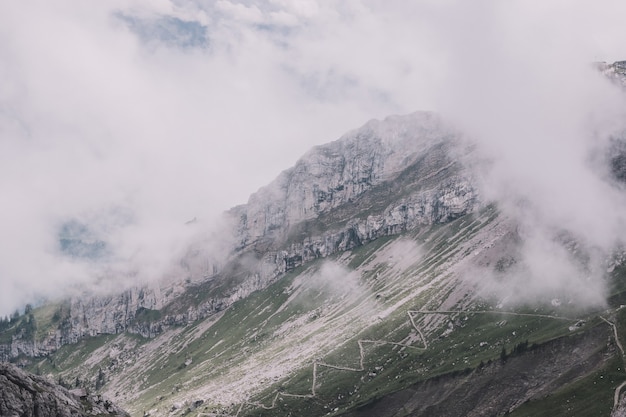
[0,362,129,416]
[229,113,477,276]
[230,112,466,249]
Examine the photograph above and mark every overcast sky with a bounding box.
[1,0,626,315]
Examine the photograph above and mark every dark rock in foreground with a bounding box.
[0,362,129,417]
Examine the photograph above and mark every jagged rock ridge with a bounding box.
[0,362,128,416]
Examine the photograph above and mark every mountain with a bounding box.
[2,62,626,417]
[0,361,129,416]
[0,111,478,360]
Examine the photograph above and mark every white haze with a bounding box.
[306,262,365,299]
[1,0,626,315]
[432,1,626,307]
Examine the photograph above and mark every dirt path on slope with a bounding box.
[222,309,578,416]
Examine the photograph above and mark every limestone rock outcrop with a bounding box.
[229,112,471,249]
[0,362,129,416]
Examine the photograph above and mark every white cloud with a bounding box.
[430,1,626,244]
[425,0,626,306]
[268,0,319,18]
[216,1,264,23]
[268,10,299,27]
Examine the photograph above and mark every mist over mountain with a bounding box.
[3,2,626,417]
[1,0,626,317]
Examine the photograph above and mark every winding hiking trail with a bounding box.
[220,309,576,416]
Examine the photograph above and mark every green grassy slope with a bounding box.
[10,206,626,417]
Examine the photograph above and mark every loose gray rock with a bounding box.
[0,362,129,417]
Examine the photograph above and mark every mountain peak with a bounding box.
[231,111,470,250]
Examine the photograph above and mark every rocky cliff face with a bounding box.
[226,111,477,280]
[0,362,128,416]
[230,111,469,249]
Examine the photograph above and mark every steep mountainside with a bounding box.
[229,112,472,250]
[2,62,626,417]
